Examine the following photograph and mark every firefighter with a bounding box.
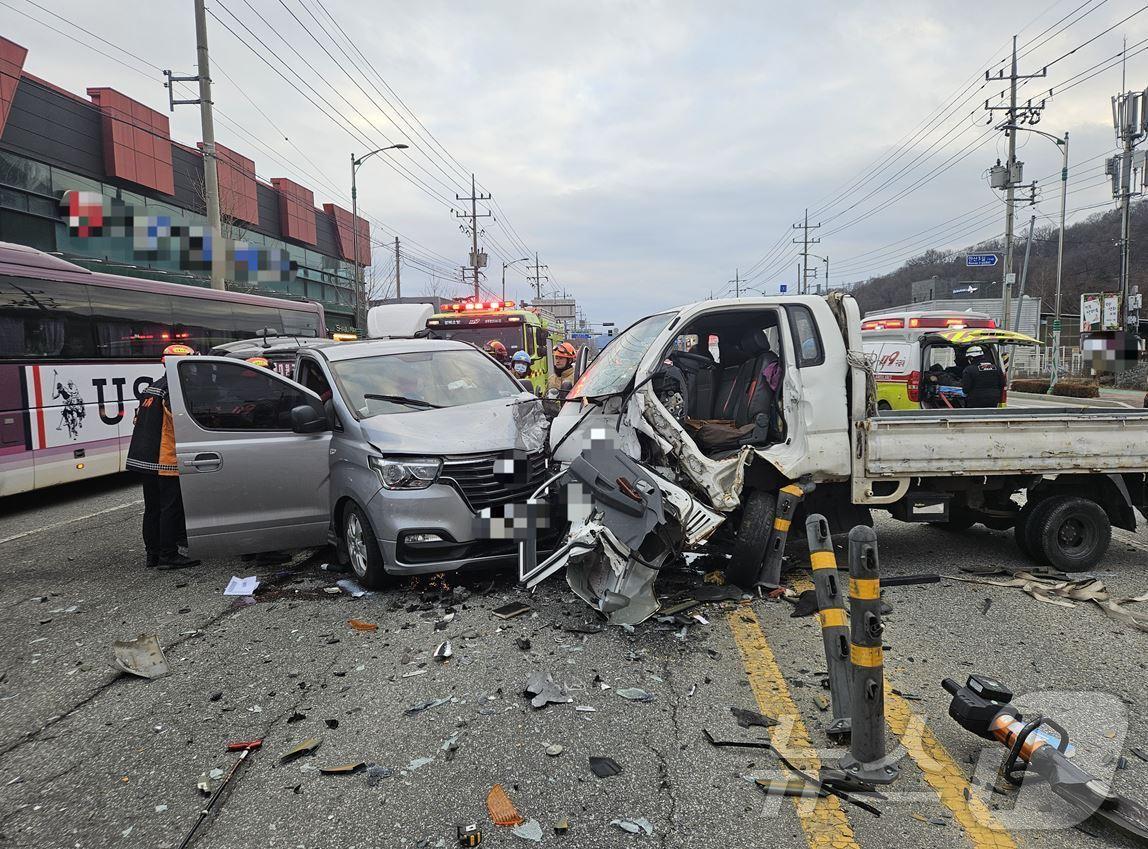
[548,341,577,394]
[483,340,510,369]
[126,344,199,570]
[961,345,1006,408]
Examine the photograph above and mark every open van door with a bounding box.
[165,356,332,558]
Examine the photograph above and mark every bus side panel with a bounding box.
[25,363,161,490]
[0,365,34,497]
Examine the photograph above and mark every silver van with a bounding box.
[164,339,550,586]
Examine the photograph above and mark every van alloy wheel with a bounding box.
[346,511,368,578]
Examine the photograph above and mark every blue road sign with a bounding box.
[779,283,789,293]
[570,332,592,339]
[966,253,998,267]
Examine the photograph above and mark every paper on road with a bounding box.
[224,575,260,596]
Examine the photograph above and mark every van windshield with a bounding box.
[330,349,521,418]
[570,312,675,399]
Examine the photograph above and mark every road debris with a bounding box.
[952,571,1148,631]
[319,762,365,775]
[197,768,225,794]
[511,819,543,842]
[348,618,378,632]
[493,601,532,620]
[280,738,321,762]
[524,671,572,709]
[516,637,532,650]
[730,706,778,729]
[111,634,169,679]
[182,740,261,848]
[405,697,453,716]
[336,578,369,597]
[457,823,482,846]
[366,765,393,786]
[223,575,259,596]
[610,817,654,835]
[756,778,822,799]
[789,589,819,617]
[487,784,525,826]
[406,756,433,772]
[616,687,656,703]
[545,744,564,757]
[589,755,623,778]
[434,640,453,661]
[553,818,570,834]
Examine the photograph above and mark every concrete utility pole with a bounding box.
[394,236,401,298]
[527,253,549,299]
[455,174,491,299]
[1112,89,1146,332]
[792,209,821,294]
[729,268,741,298]
[985,36,1046,336]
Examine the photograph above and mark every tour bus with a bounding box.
[424,298,564,394]
[860,308,1039,410]
[0,242,325,497]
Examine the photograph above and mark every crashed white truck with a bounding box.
[523,292,1148,623]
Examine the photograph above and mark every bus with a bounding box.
[0,242,326,497]
[424,298,564,394]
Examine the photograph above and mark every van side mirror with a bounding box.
[290,404,328,434]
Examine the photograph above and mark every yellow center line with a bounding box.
[728,606,860,849]
[884,688,1017,849]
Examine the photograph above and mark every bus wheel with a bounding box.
[1034,495,1110,573]
[727,489,777,589]
[342,504,390,589]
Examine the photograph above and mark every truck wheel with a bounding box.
[1034,496,1111,573]
[1014,497,1054,559]
[727,489,777,589]
[342,503,389,589]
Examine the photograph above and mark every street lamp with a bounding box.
[501,256,530,302]
[809,253,830,294]
[351,144,409,329]
[1001,125,1068,390]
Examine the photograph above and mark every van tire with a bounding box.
[342,503,389,589]
[727,489,777,589]
[1033,495,1110,573]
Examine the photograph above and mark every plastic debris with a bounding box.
[756,778,822,799]
[196,768,224,794]
[402,669,428,678]
[457,823,482,846]
[553,818,570,834]
[324,719,339,729]
[575,705,596,712]
[487,784,525,826]
[319,762,365,775]
[336,578,368,597]
[702,570,726,586]
[111,634,169,679]
[280,738,321,762]
[789,589,819,618]
[730,706,778,729]
[434,640,453,662]
[512,819,543,842]
[493,602,532,620]
[610,817,654,835]
[524,671,572,709]
[589,756,623,778]
[617,687,656,703]
[323,586,342,595]
[405,697,452,716]
[348,619,378,632]
[406,756,433,772]
[366,764,393,786]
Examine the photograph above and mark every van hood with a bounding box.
[360,394,547,456]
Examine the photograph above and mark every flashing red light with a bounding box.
[909,316,997,330]
[908,370,921,403]
[861,318,905,331]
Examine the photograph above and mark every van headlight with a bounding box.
[369,456,442,490]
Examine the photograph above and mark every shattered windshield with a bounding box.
[569,312,675,399]
[330,349,521,418]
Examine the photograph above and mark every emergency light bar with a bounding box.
[860,319,905,330]
[908,317,996,329]
[442,299,516,312]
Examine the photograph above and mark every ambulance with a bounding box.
[860,309,1040,410]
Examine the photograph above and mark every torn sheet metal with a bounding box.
[112,634,169,679]
[513,397,548,454]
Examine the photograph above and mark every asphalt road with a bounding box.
[2,475,1147,849]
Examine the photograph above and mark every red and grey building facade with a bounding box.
[0,35,370,332]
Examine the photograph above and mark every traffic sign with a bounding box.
[570,332,592,339]
[966,254,998,267]
[779,283,788,293]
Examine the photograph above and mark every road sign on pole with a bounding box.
[966,254,999,267]
[779,283,788,294]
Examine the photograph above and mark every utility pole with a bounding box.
[729,268,741,298]
[394,236,401,299]
[527,253,549,299]
[792,208,821,294]
[455,173,491,299]
[985,36,1045,335]
[164,0,224,290]
[1111,89,1146,333]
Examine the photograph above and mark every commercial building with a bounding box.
[0,36,369,332]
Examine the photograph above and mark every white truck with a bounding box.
[537,293,1148,618]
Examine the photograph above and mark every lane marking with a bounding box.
[0,499,143,547]
[728,606,860,849]
[884,689,1017,849]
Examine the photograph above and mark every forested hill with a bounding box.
[846,203,1148,316]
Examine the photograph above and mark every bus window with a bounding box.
[230,301,286,339]
[0,277,95,359]
[174,297,238,351]
[88,286,175,360]
[280,307,319,337]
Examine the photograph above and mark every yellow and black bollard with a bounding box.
[758,482,812,587]
[805,513,851,740]
[838,525,901,784]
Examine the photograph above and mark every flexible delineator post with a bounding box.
[805,513,851,739]
[839,525,900,784]
[758,483,807,586]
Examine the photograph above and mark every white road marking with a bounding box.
[0,499,143,546]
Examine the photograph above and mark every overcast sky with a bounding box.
[7,0,1148,326]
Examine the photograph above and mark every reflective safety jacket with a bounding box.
[125,377,178,476]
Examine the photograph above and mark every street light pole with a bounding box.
[501,256,530,302]
[350,144,409,330]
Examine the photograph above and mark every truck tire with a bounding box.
[727,489,777,589]
[1014,496,1055,560]
[342,503,390,589]
[1033,495,1111,573]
